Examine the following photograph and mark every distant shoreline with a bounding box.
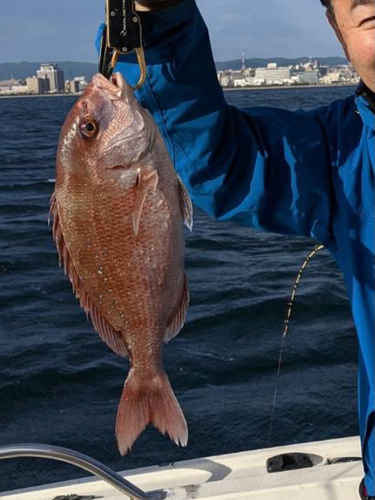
[0,93,80,100]
[0,82,357,100]
[223,83,358,91]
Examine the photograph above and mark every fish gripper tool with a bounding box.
[99,0,147,89]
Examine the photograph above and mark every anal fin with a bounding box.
[88,300,128,358]
[164,275,189,343]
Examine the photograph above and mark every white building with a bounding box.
[11,84,29,94]
[69,80,81,94]
[0,79,22,94]
[26,76,49,94]
[37,64,65,92]
[0,80,29,95]
[319,66,360,85]
[73,76,88,91]
[296,70,319,85]
[255,64,291,85]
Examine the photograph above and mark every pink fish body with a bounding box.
[50,73,192,454]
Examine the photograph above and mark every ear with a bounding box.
[327,11,351,61]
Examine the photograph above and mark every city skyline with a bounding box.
[1,0,344,64]
[0,58,358,97]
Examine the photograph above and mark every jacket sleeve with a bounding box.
[96,0,335,248]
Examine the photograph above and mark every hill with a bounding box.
[0,57,348,81]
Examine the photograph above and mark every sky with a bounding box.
[0,0,344,63]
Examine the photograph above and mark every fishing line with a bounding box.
[267,244,325,445]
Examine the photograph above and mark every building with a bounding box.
[69,80,81,94]
[216,60,358,90]
[230,72,248,87]
[218,70,245,88]
[320,72,341,85]
[0,79,20,94]
[11,84,29,94]
[233,76,249,87]
[296,70,319,85]
[0,79,29,95]
[26,76,49,94]
[65,76,88,94]
[255,64,291,85]
[37,64,65,93]
[73,76,88,92]
[217,71,231,87]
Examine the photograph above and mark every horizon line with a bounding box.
[0,55,347,65]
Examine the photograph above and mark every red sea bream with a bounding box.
[50,73,192,454]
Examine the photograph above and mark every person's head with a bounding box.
[320,0,375,92]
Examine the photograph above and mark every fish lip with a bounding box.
[91,72,129,102]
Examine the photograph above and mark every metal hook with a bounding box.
[133,47,147,90]
[108,47,147,90]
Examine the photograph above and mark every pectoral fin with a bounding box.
[177,176,193,231]
[132,168,159,236]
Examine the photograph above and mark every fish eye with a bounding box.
[80,118,99,139]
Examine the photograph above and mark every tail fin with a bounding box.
[115,370,188,455]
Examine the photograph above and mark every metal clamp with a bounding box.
[99,0,147,89]
[0,444,149,499]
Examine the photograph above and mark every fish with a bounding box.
[50,72,193,454]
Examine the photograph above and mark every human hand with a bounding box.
[135,0,183,12]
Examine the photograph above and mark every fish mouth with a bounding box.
[89,72,150,162]
[91,72,131,102]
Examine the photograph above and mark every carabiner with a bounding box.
[99,0,147,90]
[106,46,146,90]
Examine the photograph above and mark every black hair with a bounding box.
[320,0,334,14]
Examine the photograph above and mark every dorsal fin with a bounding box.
[164,275,189,343]
[49,193,128,358]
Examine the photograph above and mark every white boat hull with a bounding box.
[1,436,363,499]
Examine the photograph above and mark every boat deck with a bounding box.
[1,436,363,499]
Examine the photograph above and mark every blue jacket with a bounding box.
[97,0,375,493]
